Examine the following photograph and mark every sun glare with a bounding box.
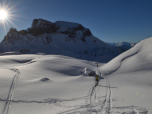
[0,9,7,20]
[0,2,20,35]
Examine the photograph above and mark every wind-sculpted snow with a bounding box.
[102,38,152,75]
[0,55,35,68]
[100,37,152,113]
[0,50,151,113]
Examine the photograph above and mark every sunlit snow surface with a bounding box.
[0,38,151,114]
[0,54,105,114]
[101,37,152,114]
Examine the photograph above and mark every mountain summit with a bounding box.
[0,18,122,62]
[2,19,92,45]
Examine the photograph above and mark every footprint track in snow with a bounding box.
[1,68,20,114]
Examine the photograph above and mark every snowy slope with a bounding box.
[0,53,108,114]
[101,37,152,113]
[0,37,151,114]
[103,38,152,75]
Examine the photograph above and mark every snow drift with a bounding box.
[101,37,152,113]
[102,37,152,75]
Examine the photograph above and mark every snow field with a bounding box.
[0,37,152,114]
[0,54,108,114]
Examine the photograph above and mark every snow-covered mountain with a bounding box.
[106,42,136,51]
[0,23,151,113]
[0,18,122,62]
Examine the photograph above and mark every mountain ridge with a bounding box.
[106,42,136,51]
[0,18,122,62]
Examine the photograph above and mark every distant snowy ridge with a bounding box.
[0,18,122,62]
[106,42,136,51]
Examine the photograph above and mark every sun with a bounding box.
[0,3,19,34]
[0,10,7,20]
[0,9,7,20]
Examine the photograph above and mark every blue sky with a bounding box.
[0,0,152,43]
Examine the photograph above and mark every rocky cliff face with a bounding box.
[2,19,93,46]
